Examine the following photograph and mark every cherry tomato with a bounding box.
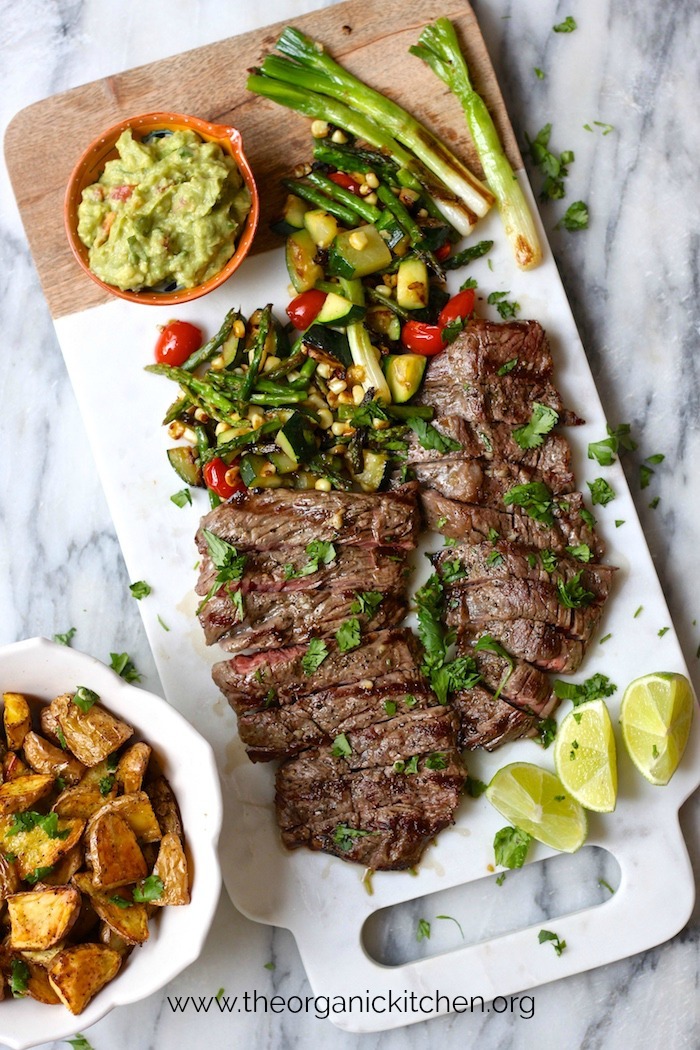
[401,320,446,356]
[434,242,452,262]
[154,320,203,366]
[328,171,361,194]
[438,288,476,329]
[286,289,327,330]
[203,458,245,500]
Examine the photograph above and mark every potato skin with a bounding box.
[152,833,190,906]
[0,773,55,816]
[3,693,32,752]
[7,886,82,950]
[87,811,148,889]
[48,694,133,767]
[47,943,122,1015]
[22,732,86,785]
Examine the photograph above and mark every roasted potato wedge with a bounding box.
[116,742,151,794]
[73,871,149,945]
[0,852,21,901]
[47,943,122,1015]
[0,815,84,881]
[22,732,86,785]
[87,791,162,845]
[49,693,133,767]
[152,833,190,906]
[7,886,82,950]
[3,751,29,781]
[53,758,118,820]
[146,775,183,841]
[3,693,31,752]
[25,958,62,1005]
[98,923,134,957]
[87,811,147,889]
[40,844,83,887]
[0,773,55,816]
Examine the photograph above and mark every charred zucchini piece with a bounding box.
[270,192,309,236]
[327,224,393,279]
[385,354,427,403]
[238,454,283,489]
[301,324,352,368]
[314,291,365,327]
[354,451,391,492]
[303,208,339,248]
[286,228,324,293]
[167,446,203,487]
[396,256,429,310]
[276,413,318,468]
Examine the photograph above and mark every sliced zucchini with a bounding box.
[385,354,427,404]
[396,257,429,311]
[315,291,365,327]
[303,209,339,249]
[354,451,390,493]
[270,194,309,237]
[366,305,401,342]
[285,229,324,293]
[327,224,393,280]
[301,324,352,368]
[239,454,283,489]
[166,447,202,486]
[268,451,298,475]
[276,412,318,467]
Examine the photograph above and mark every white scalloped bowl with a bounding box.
[0,637,223,1050]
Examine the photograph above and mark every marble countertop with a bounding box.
[1,0,699,1047]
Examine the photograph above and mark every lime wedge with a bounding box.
[620,672,694,785]
[553,699,617,812]
[485,761,587,853]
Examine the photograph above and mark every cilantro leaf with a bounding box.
[407,417,462,454]
[335,617,361,653]
[350,590,384,617]
[494,826,532,869]
[301,638,329,676]
[10,959,29,997]
[487,290,520,319]
[73,686,100,713]
[332,824,372,851]
[331,733,352,758]
[284,540,337,580]
[129,580,152,600]
[132,874,164,903]
[416,918,431,941]
[66,1036,96,1050]
[559,201,589,230]
[556,571,594,609]
[496,357,518,376]
[440,558,468,584]
[553,673,617,706]
[503,481,555,524]
[538,717,558,748]
[473,634,514,701]
[553,16,577,32]
[512,403,559,450]
[53,627,76,646]
[109,652,142,683]
[25,865,54,884]
[538,928,566,954]
[588,477,616,506]
[465,775,488,798]
[566,543,592,562]
[170,488,192,508]
[425,752,448,770]
[198,529,247,612]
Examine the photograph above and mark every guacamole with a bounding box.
[77,128,251,291]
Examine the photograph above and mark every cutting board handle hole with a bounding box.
[362,845,620,965]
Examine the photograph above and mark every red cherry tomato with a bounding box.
[203,458,244,500]
[434,242,452,262]
[401,320,446,356]
[154,320,203,366]
[286,289,327,330]
[438,288,476,329]
[328,171,361,194]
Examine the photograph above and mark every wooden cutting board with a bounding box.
[4,0,520,320]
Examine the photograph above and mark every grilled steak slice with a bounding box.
[212,628,422,714]
[413,458,575,505]
[196,483,420,553]
[208,591,406,653]
[459,620,584,674]
[432,541,615,599]
[196,544,407,598]
[421,319,555,383]
[405,416,572,477]
[421,488,604,559]
[461,646,559,719]
[421,375,579,427]
[452,683,539,750]
[445,580,604,642]
[276,747,465,869]
[238,678,432,762]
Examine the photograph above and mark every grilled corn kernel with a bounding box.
[348,230,368,251]
[260,462,277,477]
[233,319,246,339]
[359,182,371,196]
[317,408,334,429]
[364,171,379,189]
[224,465,240,485]
[352,384,365,405]
[331,421,355,437]
[375,285,392,298]
[316,363,332,379]
[331,129,348,144]
[311,119,330,138]
[373,418,391,430]
[263,356,281,373]
[337,391,354,405]
[328,378,347,395]
[168,421,186,440]
[193,408,209,423]
[210,354,225,370]
[287,371,301,383]
[248,410,265,429]
[293,163,312,178]
[346,364,366,385]
[314,477,332,491]
[364,192,378,205]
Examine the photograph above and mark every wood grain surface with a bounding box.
[5,0,521,320]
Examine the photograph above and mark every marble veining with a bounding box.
[1,1,699,1047]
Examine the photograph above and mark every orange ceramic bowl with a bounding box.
[64,111,260,306]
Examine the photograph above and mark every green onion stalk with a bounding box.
[410,18,542,270]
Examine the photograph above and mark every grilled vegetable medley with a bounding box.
[0,689,189,1013]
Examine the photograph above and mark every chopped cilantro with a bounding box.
[553,673,616,706]
[465,775,488,798]
[133,874,164,903]
[588,477,615,506]
[497,357,518,376]
[440,558,468,584]
[539,928,566,954]
[494,826,532,869]
[25,865,54,884]
[503,481,555,524]
[332,824,371,851]
[108,894,133,909]
[73,686,100,713]
[284,540,337,580]
[66,1036,95,1050]
[384,700,397,717]
[350,590,384,617]
[639,464,655,489]
[301,638,329,675]
[335,617,361,653]
[407,417,462,454]
[538,717,558,749]
[9,959,29,997]
[157,615,170,632]
[436,914,465,938]
[109,652,142,683]
[416,918,431,942]
[599,633,612,644]
[556,571,594,609]
[53,627,76,646]
[658,627,670,637]
[198,529,247,612]
[513,403,559,449]
[129,580,152,600]
[559,201,589,230]
[534,67,545,79]
[331,733,352,758]
[565,543,592,562]
[540,549,558,573]
[487,290,520,319]
[8,811,69,840]
[99,774,116,796]
[425,752,448,770]
[526,123,573,200]
[615,519,625,528]
[553,16,577,32]
[170,488,192,508]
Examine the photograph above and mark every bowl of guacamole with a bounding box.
[65,112,259,305]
